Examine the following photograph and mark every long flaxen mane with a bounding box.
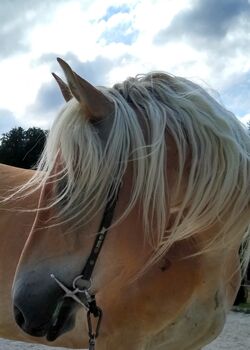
[9,71,250,271]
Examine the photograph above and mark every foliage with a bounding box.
[0,127,48,169]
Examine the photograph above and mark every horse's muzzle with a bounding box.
[12,276,78,340]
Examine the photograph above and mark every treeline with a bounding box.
[0,122,250,170]
[0,127,47,169]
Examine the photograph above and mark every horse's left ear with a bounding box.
[57,57,114,119]
[52,72,73,102]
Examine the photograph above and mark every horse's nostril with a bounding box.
[13,304,49,337]
[14,305,25,328]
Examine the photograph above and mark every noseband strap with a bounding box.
[51,185,120,349]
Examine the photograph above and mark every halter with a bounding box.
[51,185,119,349]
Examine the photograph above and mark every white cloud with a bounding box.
[240,113,250,126]
[0,0,249,134]
[0,54,52,122]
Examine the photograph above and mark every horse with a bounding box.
[1,57,250,350]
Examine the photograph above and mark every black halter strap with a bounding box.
[80,186,119,282]
[80,185,119,349]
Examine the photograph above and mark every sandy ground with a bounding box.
[0,311,249,349]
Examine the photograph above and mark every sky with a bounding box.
[0,0,250,135]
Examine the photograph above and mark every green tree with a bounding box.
[0,127,47,169]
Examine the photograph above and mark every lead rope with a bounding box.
[51,184,120,350]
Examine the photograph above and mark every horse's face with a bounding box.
[11,59,119,341]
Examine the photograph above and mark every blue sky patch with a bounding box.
[101,22,138,45]
[221,71,250,117]
[102,4,130,21]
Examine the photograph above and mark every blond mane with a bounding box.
[9,72,250,271]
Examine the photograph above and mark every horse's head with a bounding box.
[11,59,250,347]
[12,59,156,342]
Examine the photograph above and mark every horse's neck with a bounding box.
[0,163,35,199]
[0,163,39,252]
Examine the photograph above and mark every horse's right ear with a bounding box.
[56,57,114,120]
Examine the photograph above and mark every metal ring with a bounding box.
[72,275,92,291]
